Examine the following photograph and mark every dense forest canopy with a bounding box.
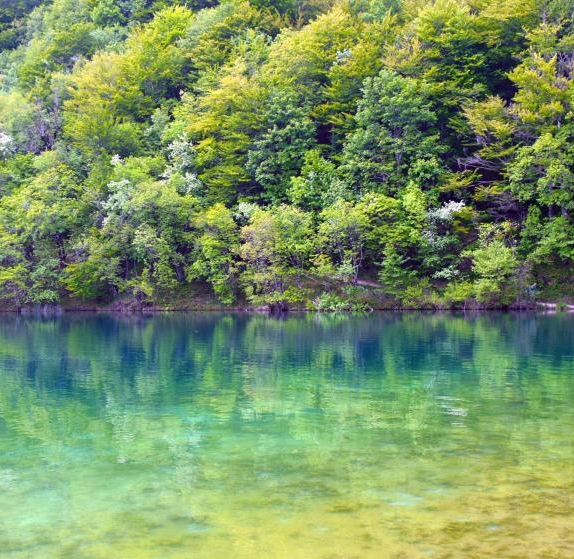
[0,0,573,309]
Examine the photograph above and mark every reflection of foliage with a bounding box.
[0,314,573,556]
[1,313,572,435]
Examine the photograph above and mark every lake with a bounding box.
[0,312,573,558]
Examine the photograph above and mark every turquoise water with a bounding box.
[0,312,573,558]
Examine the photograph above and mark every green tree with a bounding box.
[287,149,345,211]
[63,6,193,159]
[465,226,520,305]
[240,205,314,308]
[340,70,444,195]
[173,59,266,203]
[508,130,574,217]
[246,90,316,202]
[0,162,87,303]
[187,204,240,304]
[317,199,368,284]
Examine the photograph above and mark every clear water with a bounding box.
[0,312,573,559]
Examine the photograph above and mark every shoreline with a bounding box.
[1,301,573,315]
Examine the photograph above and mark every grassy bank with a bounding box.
[2,281,573,313]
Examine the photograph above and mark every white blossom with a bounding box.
[110,154,123,166]
[167,135,195,173]
[234,202,258,224]
[0,132,14,158]
[428,200,466,222]
[101,179,133,226]
[333,48,352,66]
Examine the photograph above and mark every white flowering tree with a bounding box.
[0,132,14,159]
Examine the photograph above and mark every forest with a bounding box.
[0,0,573,310]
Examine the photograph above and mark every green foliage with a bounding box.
[311,291,369,313]
[63,6,193,159]
[465,227,520,305]
[340,70,444,195]
[0,0,573,307]
[262,6,360,99]
[62,236,122,300]
[378,247,417,299]
[288,150,343,211]
[317,199,368,284]
[508,131,574,213]
[246,90,316,202]
[442,281,474,305]
[91,0,126,27]
[187,204,240,304]
[174,59,266,203]
[0,0,42,49]
[240,205,314,307]
[528,216,574,263]
[509,53,570,133]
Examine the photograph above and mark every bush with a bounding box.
[311,291,369,313]
[442,281,474,306]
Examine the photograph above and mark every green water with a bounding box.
[0,313,573,559]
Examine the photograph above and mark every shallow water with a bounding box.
[0,312,573,558]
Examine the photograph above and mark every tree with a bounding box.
[509,52,570,137]
[508,130,574,216]
[174,59,266,203]
[0,0,42,50]
[465,226,520,305]
[187,204,240,304]
[246,90,316,203]
[317,199,368,284]
[240,205,314,308]
[287,149,344,211]
[63,6,193,159]
[0,162,87,303]
[340,70,444,195]
[62,235,123,300]
[95,156,197,290]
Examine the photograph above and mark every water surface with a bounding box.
[0,312,573,558]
